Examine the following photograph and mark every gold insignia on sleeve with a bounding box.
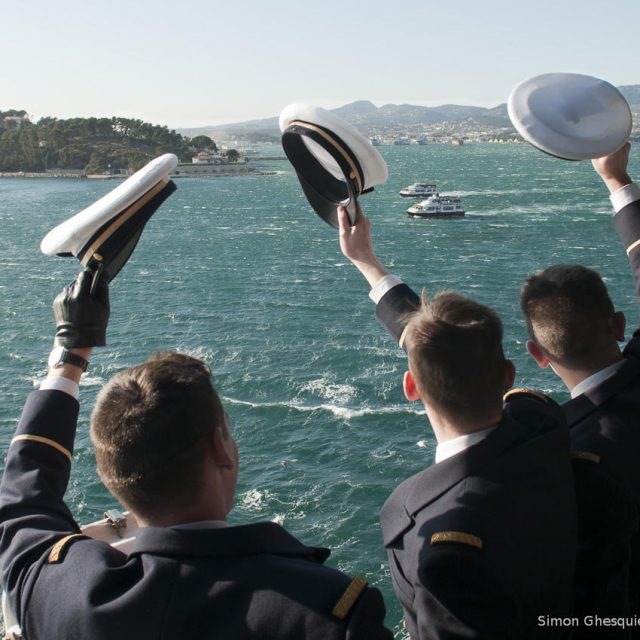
[48,534,87,564]
[431,531,483,550]
[11,434,72,462]
[503,388,548,403]
[331,576,368,620]
[571,451,601,464]
[626,239,640,256]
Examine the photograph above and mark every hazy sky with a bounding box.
[3,0,639,128]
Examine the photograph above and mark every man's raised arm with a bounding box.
[592,142,640,302]
[0,269,109,627]
[337,206,419,346]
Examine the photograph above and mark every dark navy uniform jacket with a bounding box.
[0,390,394,640]
[566,195,640,635]
[374,285,577,639]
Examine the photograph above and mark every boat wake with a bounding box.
[222,395,426,419]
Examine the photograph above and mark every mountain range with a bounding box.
[177,85,640,141]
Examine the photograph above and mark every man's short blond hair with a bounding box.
[404,291,506,425]
[520,264,616,369]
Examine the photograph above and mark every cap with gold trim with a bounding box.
[508,73,632,161]
[40,153,178,283]
[279,104,388,228]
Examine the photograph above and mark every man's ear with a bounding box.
[526,340,550,368]
[613,311,626,342]
[211,429,235,470]
[504,359,516,390]
[403,370,421,402]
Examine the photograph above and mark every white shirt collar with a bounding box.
[435,425,497,463]
[570,360,626,398]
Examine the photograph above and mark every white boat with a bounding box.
[369,136,382,146]
[407,195,465,218]
[393,137,411,146]
[399,183,438,198]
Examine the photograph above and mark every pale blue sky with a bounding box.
[3,0,639,128]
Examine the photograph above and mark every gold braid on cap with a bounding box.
[287,120,363,194]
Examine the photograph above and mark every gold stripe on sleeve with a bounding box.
[626,239,640,255]
[431,531,483,550]
[571,451,601,464]
[11,434,72,463]
[48,534,86,563]
[332,576,368,619]
[503,388,548,403]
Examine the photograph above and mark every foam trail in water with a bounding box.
[222,395,425,419]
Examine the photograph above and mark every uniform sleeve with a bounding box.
[345,585,395,640]
[0,390,81,625]
[411,545,519,640]
[613,196,640,304]
[375,283,421,348]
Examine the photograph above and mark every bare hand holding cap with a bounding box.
[53,269,110,348]
[280,104,388,228]
[592,142,633,192]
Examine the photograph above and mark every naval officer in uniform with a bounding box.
[336,207,577,639]
[520,143,640,636]
[0,278,394,636]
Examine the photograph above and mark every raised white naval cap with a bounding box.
[508,73,632,161]
[41,153,178,282]
[279,103,388,227]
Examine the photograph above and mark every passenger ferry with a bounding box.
[399,183,438,198]
[407,195,465,218]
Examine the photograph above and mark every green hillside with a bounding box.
[0,111,216,174]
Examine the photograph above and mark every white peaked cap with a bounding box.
[279,103,388,227]
[508,73,632,161]
[41,153,178,257]
[40,153,178,283]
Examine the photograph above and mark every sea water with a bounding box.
[1,143,638,636]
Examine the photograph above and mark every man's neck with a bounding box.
[553,352,625,393]
[133,500,229,529]
[426,405,502,444]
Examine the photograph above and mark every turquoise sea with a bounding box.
[1,143,639,636]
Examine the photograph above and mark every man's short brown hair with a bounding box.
[520,264,616,369]
[404,291,506,425]
[90,352,225,519]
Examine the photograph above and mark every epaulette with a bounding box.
[331,576,368,620]
[431,531,483,550]
[571,451,601,464]
[503,388,549,404]
[48,534,87,564]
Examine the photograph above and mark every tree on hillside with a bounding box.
[223,149,240,163]
[0,112,195,172]
[188,135,217,152]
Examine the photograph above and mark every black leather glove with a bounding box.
[53,269,110,347]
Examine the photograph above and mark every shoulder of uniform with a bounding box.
[48,533,88,564]
[503,388,549,404]
[331,576,368,620]
[430,531,483,550]
[571,450,601,464]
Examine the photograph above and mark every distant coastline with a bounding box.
[0,169,279,179]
